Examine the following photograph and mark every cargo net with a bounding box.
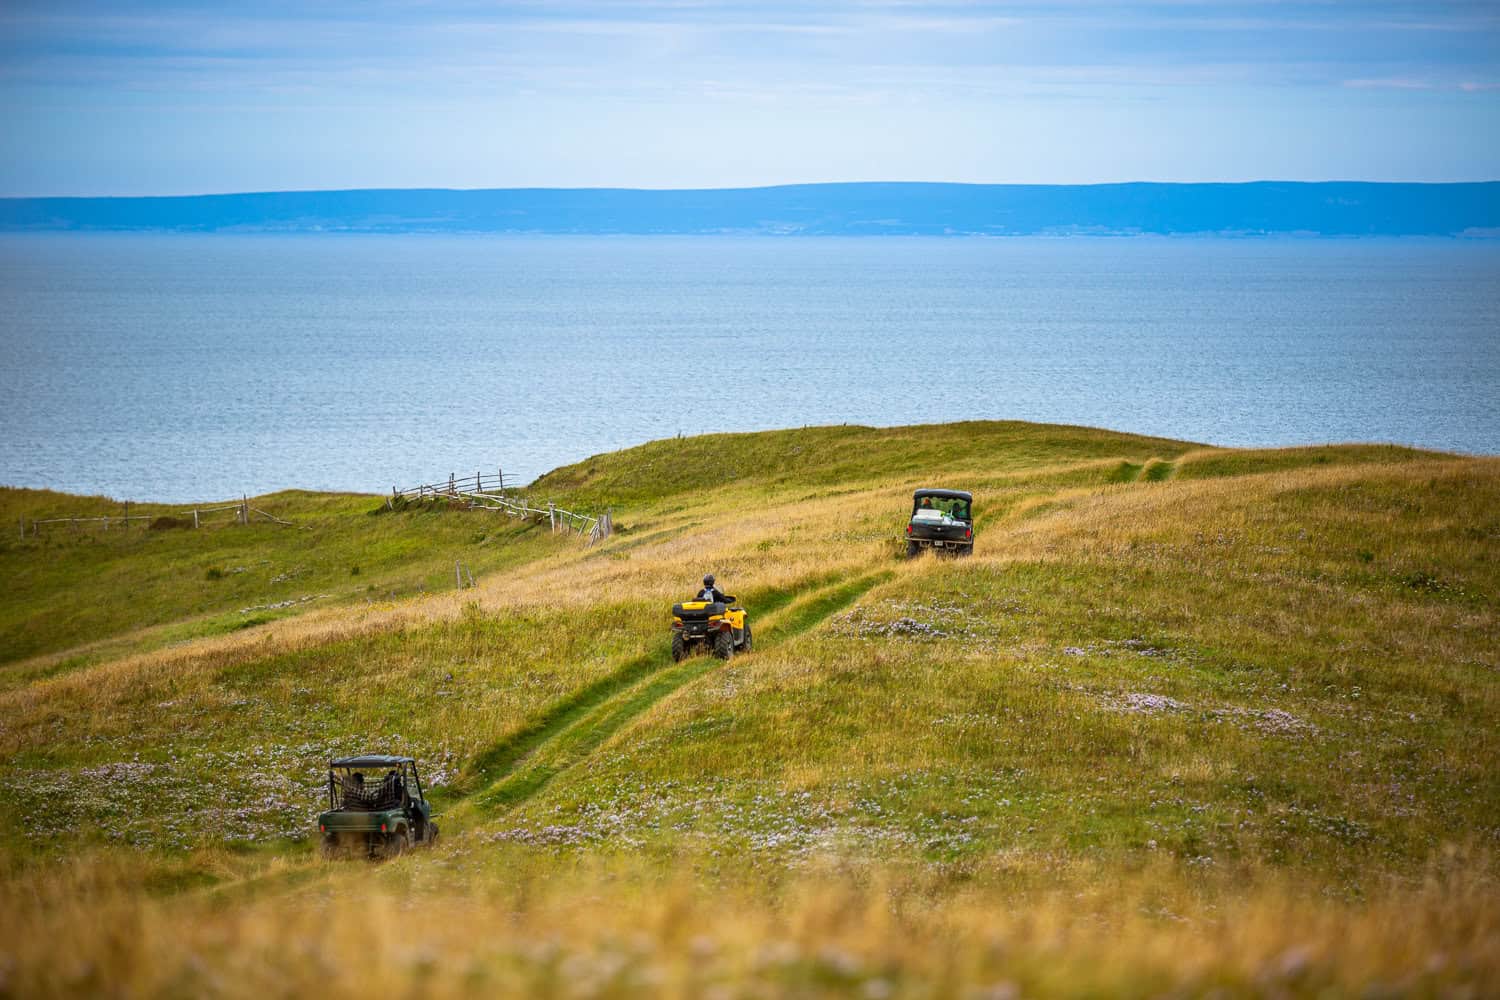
[330,769,408,811]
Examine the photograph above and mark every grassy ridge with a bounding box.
[1,421,1496,996]
[531,420,1201,505]
[0,487,563,671]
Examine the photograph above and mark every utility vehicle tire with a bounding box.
[383,829,408,859]
[906,540,921,559]
[960,544,974,557]
[319,835,339,860]
[427,822,439,845]
[741,620,753,652]
[713,630,735,661]
[671,632,687,662]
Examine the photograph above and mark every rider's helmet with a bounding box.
[703,574,715,587]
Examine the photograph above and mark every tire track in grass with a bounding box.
[474,656,720,810]
[226,572,891,889]
[459,650,666,796]
[199,857,332,904]
[1141,458,1178,482]
[1113,457,1177,484]
[468,571,893,814]
[757,570,894,644]
[456,578,816,796]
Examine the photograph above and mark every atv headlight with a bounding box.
[672,617,683,626]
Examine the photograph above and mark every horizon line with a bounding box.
[7,179,1500,202]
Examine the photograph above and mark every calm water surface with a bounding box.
[1,234,1496,501]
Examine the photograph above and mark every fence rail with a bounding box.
[393,469,520,501]
[19,496,292,538]
[391,467,612,545]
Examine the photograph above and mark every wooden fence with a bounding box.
[391,468,613,546]
[19,496,292,539]
[392,469,517,502]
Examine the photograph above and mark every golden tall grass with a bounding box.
[6,848,1496,997]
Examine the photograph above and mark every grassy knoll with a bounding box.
[0,487,562,677]
[1,422,1496,997]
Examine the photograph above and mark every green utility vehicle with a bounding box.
[317,755,438,859]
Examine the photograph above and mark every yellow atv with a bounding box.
[671,597,751,661]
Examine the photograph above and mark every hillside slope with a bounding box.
[2,422,1496,997]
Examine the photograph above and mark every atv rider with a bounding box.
[696,574,733,604]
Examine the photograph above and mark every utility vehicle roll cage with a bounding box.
[912,489,973,521]
[325,755,426,812]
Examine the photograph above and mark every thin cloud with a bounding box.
[1344,77,1437,90]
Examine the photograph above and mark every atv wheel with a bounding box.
[427,822,439,845]
[319,835,340,860]
[671,631,687,662]
[741,620,753,652]
[906,540,921,559]
[713,629,735,661]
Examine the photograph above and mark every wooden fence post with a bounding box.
[193,509,200,529]
[549,503,556,532]
[455,561,463,590]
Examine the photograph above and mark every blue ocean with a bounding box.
[2,234,1496,501]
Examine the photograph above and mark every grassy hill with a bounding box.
[0,487,565,681]
[2,422,1496,997]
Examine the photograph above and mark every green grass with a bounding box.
[1,420,1496,996]
[0,487,560,671]
[465,571,895,815]
[532,420,1201,506]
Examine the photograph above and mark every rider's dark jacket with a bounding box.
[696,586,729,603]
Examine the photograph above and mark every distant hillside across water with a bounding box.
[3,182,1497,236]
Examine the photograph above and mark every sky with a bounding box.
[1,1,1497,196]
